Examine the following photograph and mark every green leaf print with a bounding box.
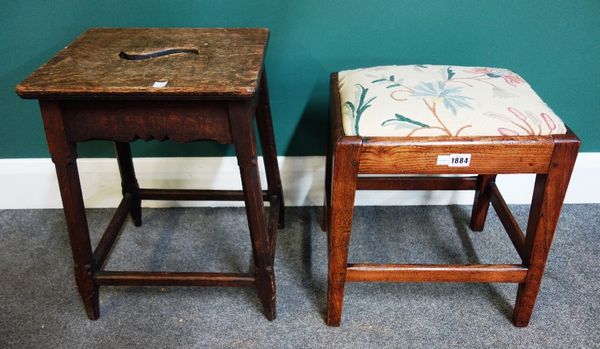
[372,75,403,89]
[344,101,355,114]
[447,67,455,80]
[381,113,430,128]
[344,84,376,135]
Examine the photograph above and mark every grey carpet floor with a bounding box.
[0,205,599,348]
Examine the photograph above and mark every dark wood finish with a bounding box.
[322,115,334,233]
[356,176,477,191]
[39,100,99,320]
[489,183,526,261]
[94,271,255,287]
[139,188,268,201]
[267,195,282,262]
[345,264,527,283]
[115,143,141,226]
[255,70,285,228]
[19,29,283,321]
[16,28,269,99]
[229,99,277,321]
[62,100,232,144]
[470,174,497,231]
[92,194,131,269]
[322,74,342,233]
[329,73,347,142]
[325,72,580,327]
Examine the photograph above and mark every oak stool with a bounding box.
[323,65,579,326]
[16,28,284,320]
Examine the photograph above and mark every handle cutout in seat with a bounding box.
[118,48,199,60]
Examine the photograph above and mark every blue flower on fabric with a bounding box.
[412,81,473,114]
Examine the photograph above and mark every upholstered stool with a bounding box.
[323,65,579,326]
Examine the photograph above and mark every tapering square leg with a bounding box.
[40,101,99,320]
[230,101,277,321]
[513,136,579,326]
[255,69,285,229]
[115,142,142,226]
[326,138,361,326]
[322,122,334,233]
[470,174,497,231]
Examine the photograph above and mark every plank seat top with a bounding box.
[16,28,269,99]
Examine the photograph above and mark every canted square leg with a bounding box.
[229,101,277,321]
[513,137,579,326]
[470,174,497,231]
[322,122,334,233]
[40,101,99,320]
[321,111,335,232]
[115,142,142,226]
[326,137,361,326]
[255,69,285,229]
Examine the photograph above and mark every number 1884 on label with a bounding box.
[436,153,472,167]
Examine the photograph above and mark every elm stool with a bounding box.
[16,28,284,320]
[323,65,579,326]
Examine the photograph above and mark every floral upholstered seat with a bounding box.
[338,65,566,137]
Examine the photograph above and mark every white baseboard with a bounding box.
[0,153,598,209]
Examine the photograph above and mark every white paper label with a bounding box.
[153,80,168,88]
[437,153,471,167]
[436,155,450,165]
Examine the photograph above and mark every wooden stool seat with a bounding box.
[17,28,285,320]
[324,65,579,326]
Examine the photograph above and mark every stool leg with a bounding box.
[470,174,497,231]
[115,142,142,226]
[513,138,578,326]
[229,101,276,321]
[40,101,100,320]
[255,69,285,229]
[327,138,361,326]
[322,124,333,233]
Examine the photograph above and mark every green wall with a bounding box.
[1,1,599,157]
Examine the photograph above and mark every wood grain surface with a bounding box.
[23,37,284,320]
[359,136,555,174]
[345,263,528,283]
[325,72,580,327]
[17,28,269,99]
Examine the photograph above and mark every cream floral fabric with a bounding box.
[338,65,566,137]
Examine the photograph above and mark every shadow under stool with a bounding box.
[16,28,284,320]
[323,65,579,326]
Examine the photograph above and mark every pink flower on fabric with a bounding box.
[468,67,524,87]
[540,113,557,131]
[501,74,524,87]
[498,127,519,136]
[497,107,558,136]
